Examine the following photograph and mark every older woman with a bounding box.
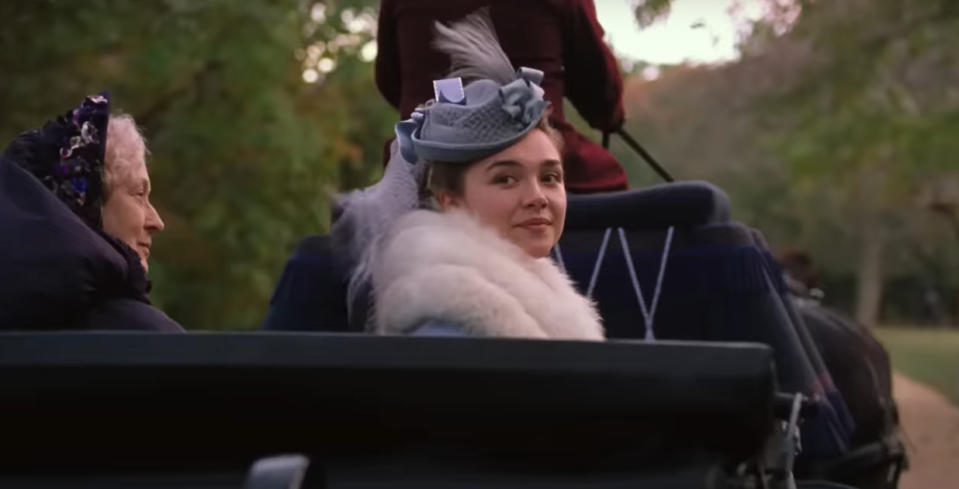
[102,114,166,272]
[334,11,602,340]
[0,93,181,331]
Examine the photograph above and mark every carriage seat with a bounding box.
[262,235,352,332]
[556,182,854,461]
[565,180,731,230]
[262,181,732,333]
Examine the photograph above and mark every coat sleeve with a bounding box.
[374,0,402,110]
[562,0,625,132]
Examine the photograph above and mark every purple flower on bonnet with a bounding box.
[9,92,110,229]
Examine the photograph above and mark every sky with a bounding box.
[594,0,766,67]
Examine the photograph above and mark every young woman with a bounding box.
[336,11,603,340]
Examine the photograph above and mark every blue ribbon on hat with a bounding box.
[517,66,545,88]
[395,113,422,164]
[500,67,547,127]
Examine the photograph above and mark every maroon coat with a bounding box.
[376,0,629,193]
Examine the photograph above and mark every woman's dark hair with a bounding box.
[422,117,564,202]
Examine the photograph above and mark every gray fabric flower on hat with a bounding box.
[501,67,547,128]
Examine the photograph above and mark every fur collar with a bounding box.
[371,210,604,340]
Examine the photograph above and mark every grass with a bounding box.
[875,326,959,406]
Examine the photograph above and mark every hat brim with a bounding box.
[411,113,547,163]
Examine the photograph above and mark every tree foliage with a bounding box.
[3,0,955,327]
[620,0,959,324]
[632,0,673,28]
[0,0,390,329]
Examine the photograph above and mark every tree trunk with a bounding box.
[941,209,959,326]
[855,221,884,328]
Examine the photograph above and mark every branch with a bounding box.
[135,60,223,131]
[862,3,959,50]
[930,204,959,242]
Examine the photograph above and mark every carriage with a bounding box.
[0,177,906,489]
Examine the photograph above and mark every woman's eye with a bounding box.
[492,175,518,185]
[542,172,563,184]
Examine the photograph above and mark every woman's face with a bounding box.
[102,151,165,272]
[438,129,565,258]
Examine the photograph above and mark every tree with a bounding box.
[757,0,959,326]
[620,0,959,325]
[0,0,392,329]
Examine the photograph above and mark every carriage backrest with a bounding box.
[262,181,853,459]
[262,182,733,333]
[262,235,352,332]
[557,181,853,459]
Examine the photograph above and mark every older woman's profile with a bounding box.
[101,114,165,273]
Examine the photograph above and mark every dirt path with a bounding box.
[893,372,959,489]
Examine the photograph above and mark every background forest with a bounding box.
[2,0,956,330]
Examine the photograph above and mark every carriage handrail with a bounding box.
[603,127,675,182]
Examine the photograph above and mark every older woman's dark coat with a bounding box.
[376,0,629,193]
[0,114,182,332]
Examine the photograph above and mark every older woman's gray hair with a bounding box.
[103,114,149,196]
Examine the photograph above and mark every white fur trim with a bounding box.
[372,210,604,340]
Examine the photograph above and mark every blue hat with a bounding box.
[394,10,550,164]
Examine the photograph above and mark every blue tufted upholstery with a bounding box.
[556,182,853,459]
